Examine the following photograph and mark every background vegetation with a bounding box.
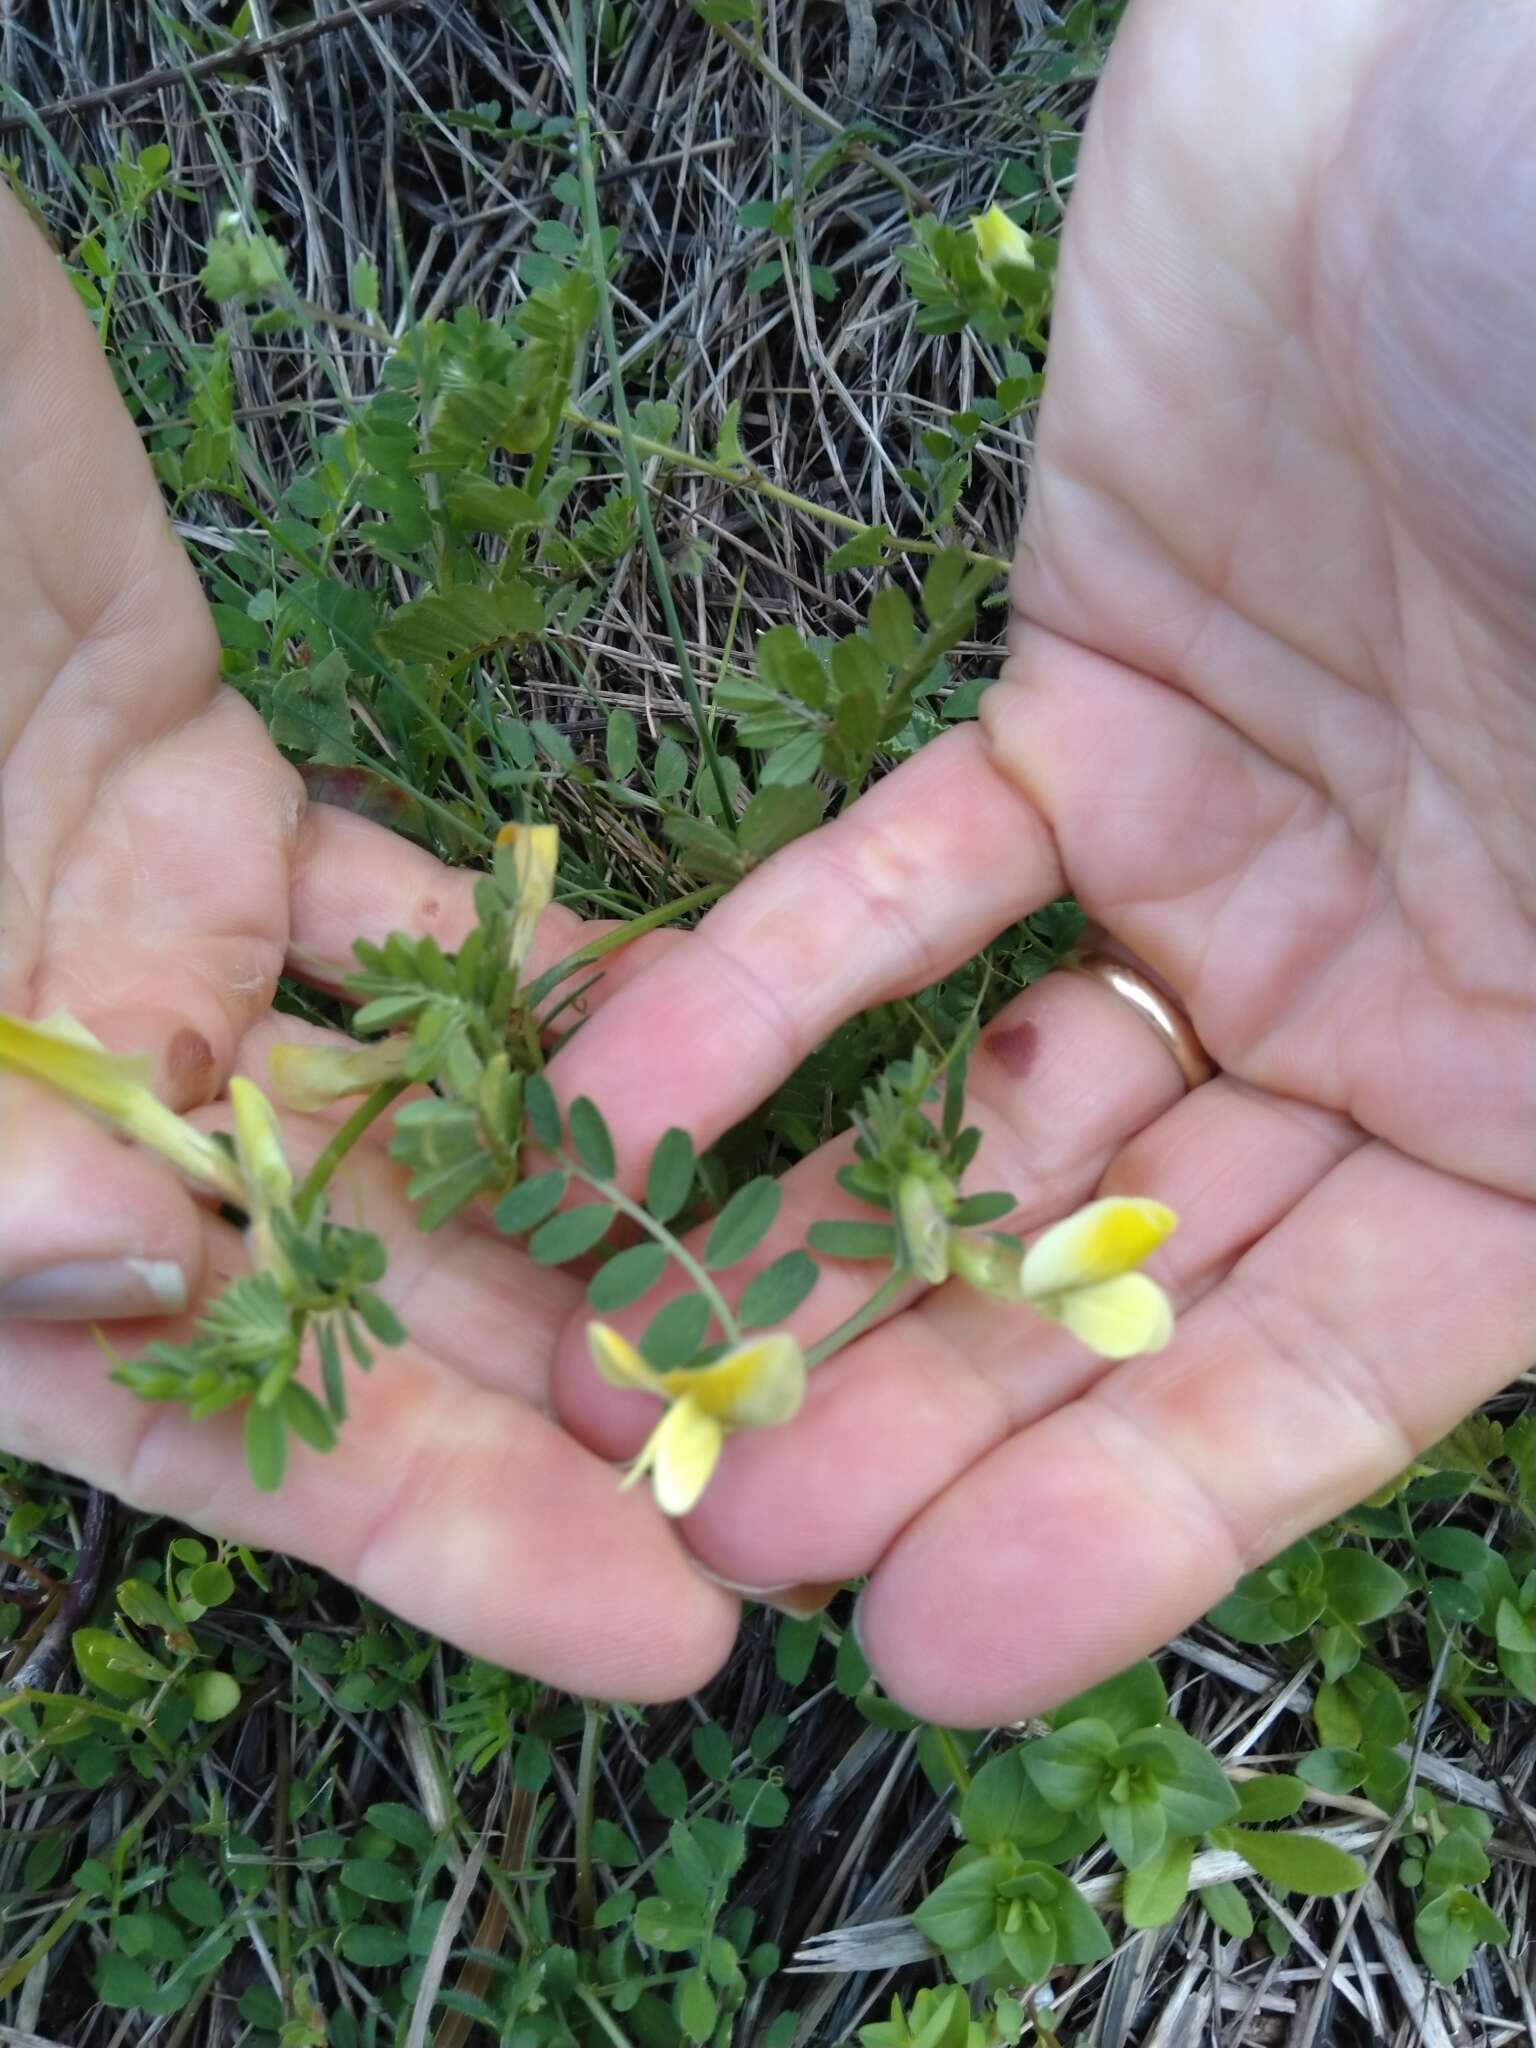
[3,4,1534,2042]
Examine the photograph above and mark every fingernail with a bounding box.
[0,1257,188,1321]
[694,1562,841,1619]
[764,1580,841,1620]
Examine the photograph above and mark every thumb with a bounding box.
[0,1075,207,1321]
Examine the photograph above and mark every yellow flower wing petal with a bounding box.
[588,1321,667,1396]
[495,822,559,968]
[658,1333,806,1429]
[268,1035,409,1112]
[229,1078,294,1212]
[972,203,1034,272]
[0,1009,151,1111]
[0,1009,245,1202]
[649,1400,726,1517]
[1020,1196,1177,1298]
[1044,1271,1174,1360]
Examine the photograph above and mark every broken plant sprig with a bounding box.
[806,1040,1180,1363]
[495,1033,1181,1520]
[1,826,1179,1513]
[113,1075,409,1491]
[0,1012,406,1490]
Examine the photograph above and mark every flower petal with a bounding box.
[657,1333,806,1429]
[971,203,1034,274]
[229,1078,293,1214]
[897,1172,953,1286]
[1020,1196,1177,1299]
[1038,1271,1175,1360]
[649,1399,726,1517]
[0,1008,245,1203]
[0,1008,150,1111]
[588,1321,667,1396]
[269,1035,410,1112]
[495,822,559,969]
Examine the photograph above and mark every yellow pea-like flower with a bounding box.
[495,821,560,971]
[0,1008,245,1205]
[971,203,1034,277]
[269,1034,410,1112]
[229,1078,293,1215]
[588,1322,807,1516]
[228,1077,298,1279]
[1019,1196,1178,1360]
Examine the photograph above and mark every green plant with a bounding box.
[909,1660,1367,2002]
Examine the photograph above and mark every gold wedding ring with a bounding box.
[1068,953,1215,1091]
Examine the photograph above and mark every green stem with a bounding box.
[804,1268,909,1369]
[293,1079,409,1225]
[574,1701,605,1946]
[932,1724,973,1797]
[523,881,727,1010]
[885,556,1004,718]
[564,408,1010,573]
[575,1168,742,1347]
[0,1710,235,1996]
[574,1981,638,2048]
[225,480,325,580]
[705,19,934,216]
[566,4,739,836]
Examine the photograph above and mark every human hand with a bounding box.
[551,0,1536,1722]
[0,191,741,1700]
[1,185,1069,1704]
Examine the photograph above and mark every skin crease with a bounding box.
[3,0,1534,1722]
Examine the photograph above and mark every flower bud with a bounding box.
[268,1035,410,1113]
[229,1078,294,1217]
[896,1170,954,1286]
[495,822,560,969]
[971,203,1034,277]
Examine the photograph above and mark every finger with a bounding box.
[856,1140,1536,1725]
[551,962,1186,1457]
[546,725,1061,1182]
[0,1244,736,1702]
[2,206,301,1113]
[0,1077,206,1320]
[286,801,680,1009]
[981,637,1536,1198]
[678,1077,1359,1594]
[19,689,303,1111]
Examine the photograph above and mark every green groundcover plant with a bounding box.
[1,2,1528,2040]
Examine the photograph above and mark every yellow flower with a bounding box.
[0,1009,245,1205]
[269,1034,410,1112]
[495,822,559,971]
[229,1079,292,1214]
[1019,1196,1178,1360]
[971,204,1034,277]
[228,1077,297,1278]
[588,1322,806,1516]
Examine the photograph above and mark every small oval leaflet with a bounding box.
[646,1127,696,1222]
[588,1243,670,1312]
[569,1095,616,1179]
[529,1203,616,1265]
[494,1169,569,1235]
[705,1176,782,1269]
[738,1250,818,1328]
